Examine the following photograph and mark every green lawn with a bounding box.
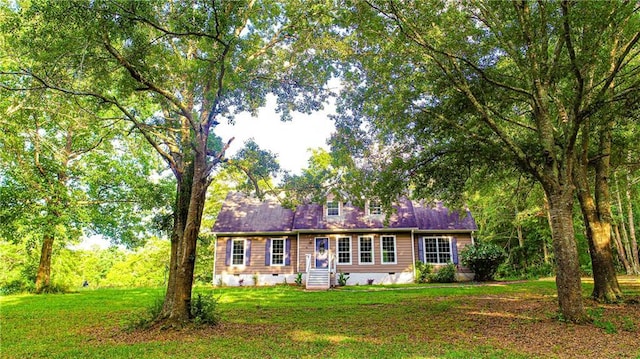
[1,279,639,359]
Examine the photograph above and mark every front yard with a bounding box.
[1,277,639,358]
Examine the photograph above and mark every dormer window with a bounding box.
[327,200,340,216]
[368,201,382,215]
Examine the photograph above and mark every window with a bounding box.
[231,239,245,266]
[380,235,396,264]
[358,236,374,264]
[337,237,351,264]
[271,238,285,266]
[368,201,382,215]
[327,201,340,216]
[424,237,451,264]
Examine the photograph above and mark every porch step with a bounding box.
[306,268,330,290]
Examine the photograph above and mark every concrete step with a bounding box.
[306,269,330,290]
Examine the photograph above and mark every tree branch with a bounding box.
[100,33,196,131]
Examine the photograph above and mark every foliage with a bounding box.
[326,0,640,322]
[414,261,433,284]
[2,0,336,322]
[190,293,221,326]
[337,272,349,286]
[104,237,170,287]
[0,279,34,296]
[461,242,507,281]
[280,148,347,208]
[295,272,303,286]
[496,262,555,281]
[429,263,457,283]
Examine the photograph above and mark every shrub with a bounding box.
[337,272,349,286]
[415,261,433,283]
[0,279,34,295]
[295,272,303,286]
[429,263,457,283]
[191,293,220,326]
[460,242,507,281]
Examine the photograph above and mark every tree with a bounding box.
[0,85,166,292]
[2,0,334,325]
[280,148,345,207]
[330,1,640,322]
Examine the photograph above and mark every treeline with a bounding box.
[0,237,215,294]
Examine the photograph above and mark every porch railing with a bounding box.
[305,254,312,273]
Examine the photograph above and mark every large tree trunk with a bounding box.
[574,185,621,301]
[159,141,210,326]
[573,123,621,302]
[545,185,589,323]
[34,233,54,293]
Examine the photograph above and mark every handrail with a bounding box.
[305,254,311,273]
[331,251,337,274]
[329,251,335,287]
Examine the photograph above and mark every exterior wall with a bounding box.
[298,232,416,285]
[413,233,475,281]
[214,235,297,286]
[215,232,476,286]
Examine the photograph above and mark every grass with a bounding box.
[1,278,639,358]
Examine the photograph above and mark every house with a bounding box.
[212,192,477,289]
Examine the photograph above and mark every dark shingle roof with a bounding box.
[212,192,477,234]
[212,192,294,233]
[413,201,478,231]
[292,197,417,230]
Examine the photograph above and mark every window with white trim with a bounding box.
[424,236,452,264]
[358,236,374,264]
[327,201,340,216]
[337,237,351,264]
[380,235,397,264]
[231,239,245,266]
[368,201,382,215]
[271,238,285,266]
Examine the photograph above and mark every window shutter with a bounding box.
[265,239,271,266]
[245,240,252,266]
[417,237,424,262]
[225,239,232,266]
[285,239,291,266]
[451,237,459,265]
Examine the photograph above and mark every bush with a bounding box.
[460,242,507,281]
[191,293,220,326]
[415,261,433,283]
[0,279,34,295]
[429,263,457,283]
[337,272,349,286]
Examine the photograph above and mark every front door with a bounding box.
[315,237,329,268]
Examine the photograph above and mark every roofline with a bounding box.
[214,228,476,237]
[294,227,418,233]
[214,231,296,237]
[414,229,477,234]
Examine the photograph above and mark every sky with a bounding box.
[214,96,336,176]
